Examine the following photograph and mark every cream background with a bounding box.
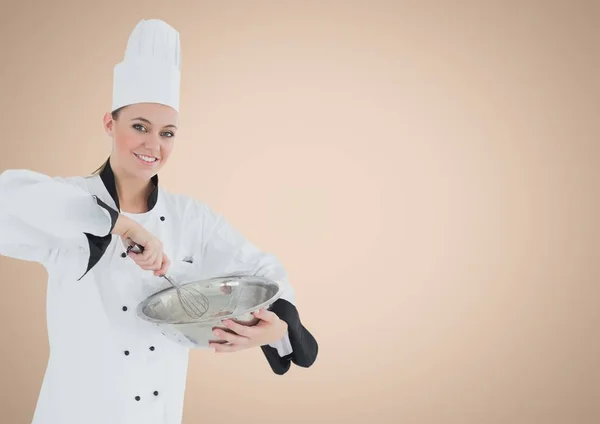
[0,1,599,423]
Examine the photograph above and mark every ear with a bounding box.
[103,112,114,136]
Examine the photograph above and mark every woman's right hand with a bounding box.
[112,215,170,276]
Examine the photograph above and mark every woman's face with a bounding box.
[103,102,179,180]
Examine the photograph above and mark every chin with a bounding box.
[126,162,159,179]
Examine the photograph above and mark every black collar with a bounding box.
[99,158,159,212]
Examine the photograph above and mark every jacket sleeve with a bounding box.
[190,200,318,375]
[0,169,119,278]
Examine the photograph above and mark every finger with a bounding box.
[132,248,159,266]
[128,248,153,264]
[212,328,249,345]
[132,252,160,269]
[142,247,158,263]
[209,342,246,353]
[148,252,163,271]
[154,254,171,276]
[138,262,160,271]
[140,240,162,261]
[137,260,160,272]
[253,309,279,323]
[130,244,153,262]
[221,319,255,338]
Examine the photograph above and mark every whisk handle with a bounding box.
[125,241,144,255]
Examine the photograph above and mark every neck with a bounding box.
[113,168,154,214]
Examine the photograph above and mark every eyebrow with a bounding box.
[131,117,178,130]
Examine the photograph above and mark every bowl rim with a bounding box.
[135,275,284,325]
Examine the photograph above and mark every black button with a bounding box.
[153,391,159,396]
[135,396,141,401]
[160,216,165,221]
[124,350,130,356]
[149,346,155,351]
[122,306,128,311]
[121,252,127,258]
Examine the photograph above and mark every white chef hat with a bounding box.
[112,19,181,112]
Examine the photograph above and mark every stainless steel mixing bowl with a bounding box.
[136,275,283,349]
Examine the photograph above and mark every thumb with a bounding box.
[253,309,279,323]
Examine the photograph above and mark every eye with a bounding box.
[161,131,175,138]
[133,124,147,132]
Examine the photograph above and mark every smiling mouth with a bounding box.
[134,153,159,164]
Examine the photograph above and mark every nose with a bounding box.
[143,133,161,151]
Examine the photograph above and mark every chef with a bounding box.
[0,18,318,424]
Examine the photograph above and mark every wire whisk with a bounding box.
[127,243,210,319]
[159,273,209,319]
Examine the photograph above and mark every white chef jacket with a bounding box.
[0,160,318,424]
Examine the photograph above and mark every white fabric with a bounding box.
[112,19,181,112]
[0,169,295,424]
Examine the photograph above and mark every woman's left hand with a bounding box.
[209,309,288,353]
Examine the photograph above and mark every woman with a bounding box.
[0,19,317,424]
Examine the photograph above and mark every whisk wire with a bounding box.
[127,243,210,319]
[162,275,210,319]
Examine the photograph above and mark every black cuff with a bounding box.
[77,196,118,281]
[260,345,293,375]
[77,233,112,281]
[261,298,319,374]
[93,195,119,234]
